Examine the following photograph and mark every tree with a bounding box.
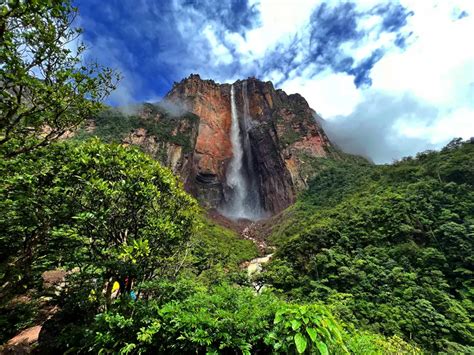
[0,139,199,301]
[0,0,119,156]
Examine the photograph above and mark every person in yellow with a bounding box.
[111,280,120,299]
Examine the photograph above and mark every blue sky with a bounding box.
[75,0,474,163]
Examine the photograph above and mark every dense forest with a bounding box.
[2,136,473,353]
[266,139,474,353]
[1,1,473,354]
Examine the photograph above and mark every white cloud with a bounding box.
[276,0,474,161]
[321,91,441,163]
[280,70,362,117]
[238,0,319,57]
[266,69,285,84]
[203,26,234,65]
[371,2,474,106]
[395,107,474,144]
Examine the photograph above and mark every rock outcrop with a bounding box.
[85,74,336,217]
[163,74,335,215]
[122,104,200,191]
[165,76,233,208]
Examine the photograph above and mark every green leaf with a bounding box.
[294,333,307,354]
[119,343,136,354]
[306,327,317,342]
[274,311,283,324]
[316,341,328,355]
[291,319,302,330]
[317,326,332,341]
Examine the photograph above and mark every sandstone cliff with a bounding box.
[81,74,336,217]
[165,74,335,215]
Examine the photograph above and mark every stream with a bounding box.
[246,254,273,292]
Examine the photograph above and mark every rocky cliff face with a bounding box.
[84,74,335,217]
[164,76,233,209]
[164,74,335,216]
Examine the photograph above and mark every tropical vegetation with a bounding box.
[1,0,472,353]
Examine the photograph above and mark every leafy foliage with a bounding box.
[345,331,422,354]
[62,281,417,354]
[0,139,198,326]
[51,281,359,354]
[267,303,347,354]
[265,139,474,351]
[0,0,119,156]
[189,218,258,277]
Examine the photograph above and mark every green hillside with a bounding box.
[265,138,474,352]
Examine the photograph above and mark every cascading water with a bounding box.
[222,83,264,220]
[225,84,248,216]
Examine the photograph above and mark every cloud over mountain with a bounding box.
[75,0,474,163]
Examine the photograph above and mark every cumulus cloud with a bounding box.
[282,70,362,117]
[313,2,474,163]
[75,0,474,163]
[322,92,440,163]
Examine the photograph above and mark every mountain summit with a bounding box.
[82,74,338,218]
[164,74,336,217]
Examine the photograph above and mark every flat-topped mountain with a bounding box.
[79,74,338,218]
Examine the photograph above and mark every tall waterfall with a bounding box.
[225,84,248,216]
[222,83,264,220]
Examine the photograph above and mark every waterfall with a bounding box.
[225,84,248,216]
[222,83,264,220]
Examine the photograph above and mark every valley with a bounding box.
[1,2,473,352]
[4,72,472,353]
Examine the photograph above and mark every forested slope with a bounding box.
[265,138,474,352]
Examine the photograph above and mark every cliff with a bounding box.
[165,74,335,215]
[80,74,337,218]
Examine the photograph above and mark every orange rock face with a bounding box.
[166,74,232,181]
[164,74,336,214]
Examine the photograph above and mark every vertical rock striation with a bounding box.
[163,74,335,217]
[165,75,232,209]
